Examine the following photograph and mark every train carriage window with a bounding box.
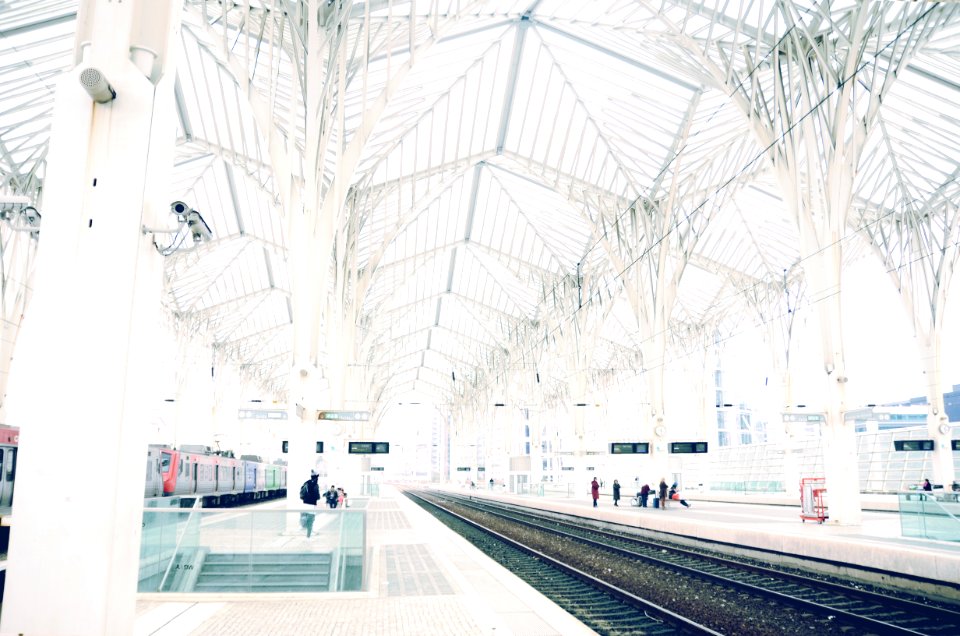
[160,452,171,471]
[6,449,15,482]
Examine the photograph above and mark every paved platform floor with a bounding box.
[134,485,594,636]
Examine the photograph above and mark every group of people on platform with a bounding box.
[632,479,691,509]
[590,476,691,509]
[299,471,348,538]
[921,478,960,493]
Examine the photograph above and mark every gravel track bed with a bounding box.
[439,499,872,636]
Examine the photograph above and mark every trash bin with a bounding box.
[653,497,659,508]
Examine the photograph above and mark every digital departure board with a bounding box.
[347,441,390,454]
[953,440,960,451]
[669,442,708,454]
[456,467,471,471]
[894,439,934,451]
[610,442,650,454]
[282,441,324,453]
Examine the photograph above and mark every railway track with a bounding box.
[412,491,960,636]
[406,491,721,635]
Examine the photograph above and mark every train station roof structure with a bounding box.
[1,1,959,417]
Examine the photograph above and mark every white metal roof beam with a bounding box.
[174,75,194,141]
[182,286,282,317]
[364,17,519,65]
[223,162,246,237]
[370,347,478,372]
[650,89,701,198]
[495,16,530,154]
[369,326,496,357]
[529,17,700,93]
[0,11,75,38]
[904,63,960,93]
[463,163,483,242]
[494,152,636,212]
[368,238,558,281]
[660,0,774,46]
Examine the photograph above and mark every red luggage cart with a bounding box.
[799,477,828,523]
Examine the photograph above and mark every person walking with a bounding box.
[658,478,668,510]
[591,477,600,508]
[612,479,621,506]
[922,478,932,492]
[299,471,321,537]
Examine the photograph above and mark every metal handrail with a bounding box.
[157,498,202,592]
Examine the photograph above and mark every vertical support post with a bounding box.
[0,2,180,633]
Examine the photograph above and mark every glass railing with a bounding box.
[138,506,366,593]
[898,491,960,542]
[515,483,545,496]
[708,481,785,493]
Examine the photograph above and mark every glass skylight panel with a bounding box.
[4,2,960,404]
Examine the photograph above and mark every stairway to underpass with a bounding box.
[192,552,334,592]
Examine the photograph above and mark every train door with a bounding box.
[192,462,198,493]
[144,452,160,497]
[215,464,220,492]
[0,447,15,507]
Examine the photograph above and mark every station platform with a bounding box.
[132,485,960,635]
[133,484,594,636]
[471,487,960,594]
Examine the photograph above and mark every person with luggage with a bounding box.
[298,471,321,537]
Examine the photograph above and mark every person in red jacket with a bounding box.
[590,477,600,508]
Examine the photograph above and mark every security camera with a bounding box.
[79,68,116,103]
[170,201,191,220]
[186,210,212,242]
[23,207,40,226]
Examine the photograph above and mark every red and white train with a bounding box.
[0,426,285,509]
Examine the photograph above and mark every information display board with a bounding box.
[370,467,385,471]
[894,439,934,451]
[282,441,324,453]
[347,441,390,454]
[318,410,370,421]
[610,442,650,454]
[669,441,708,454]
[953,440,960,451]
[456,467,471,471]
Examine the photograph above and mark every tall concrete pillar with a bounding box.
[1,2,180,634]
